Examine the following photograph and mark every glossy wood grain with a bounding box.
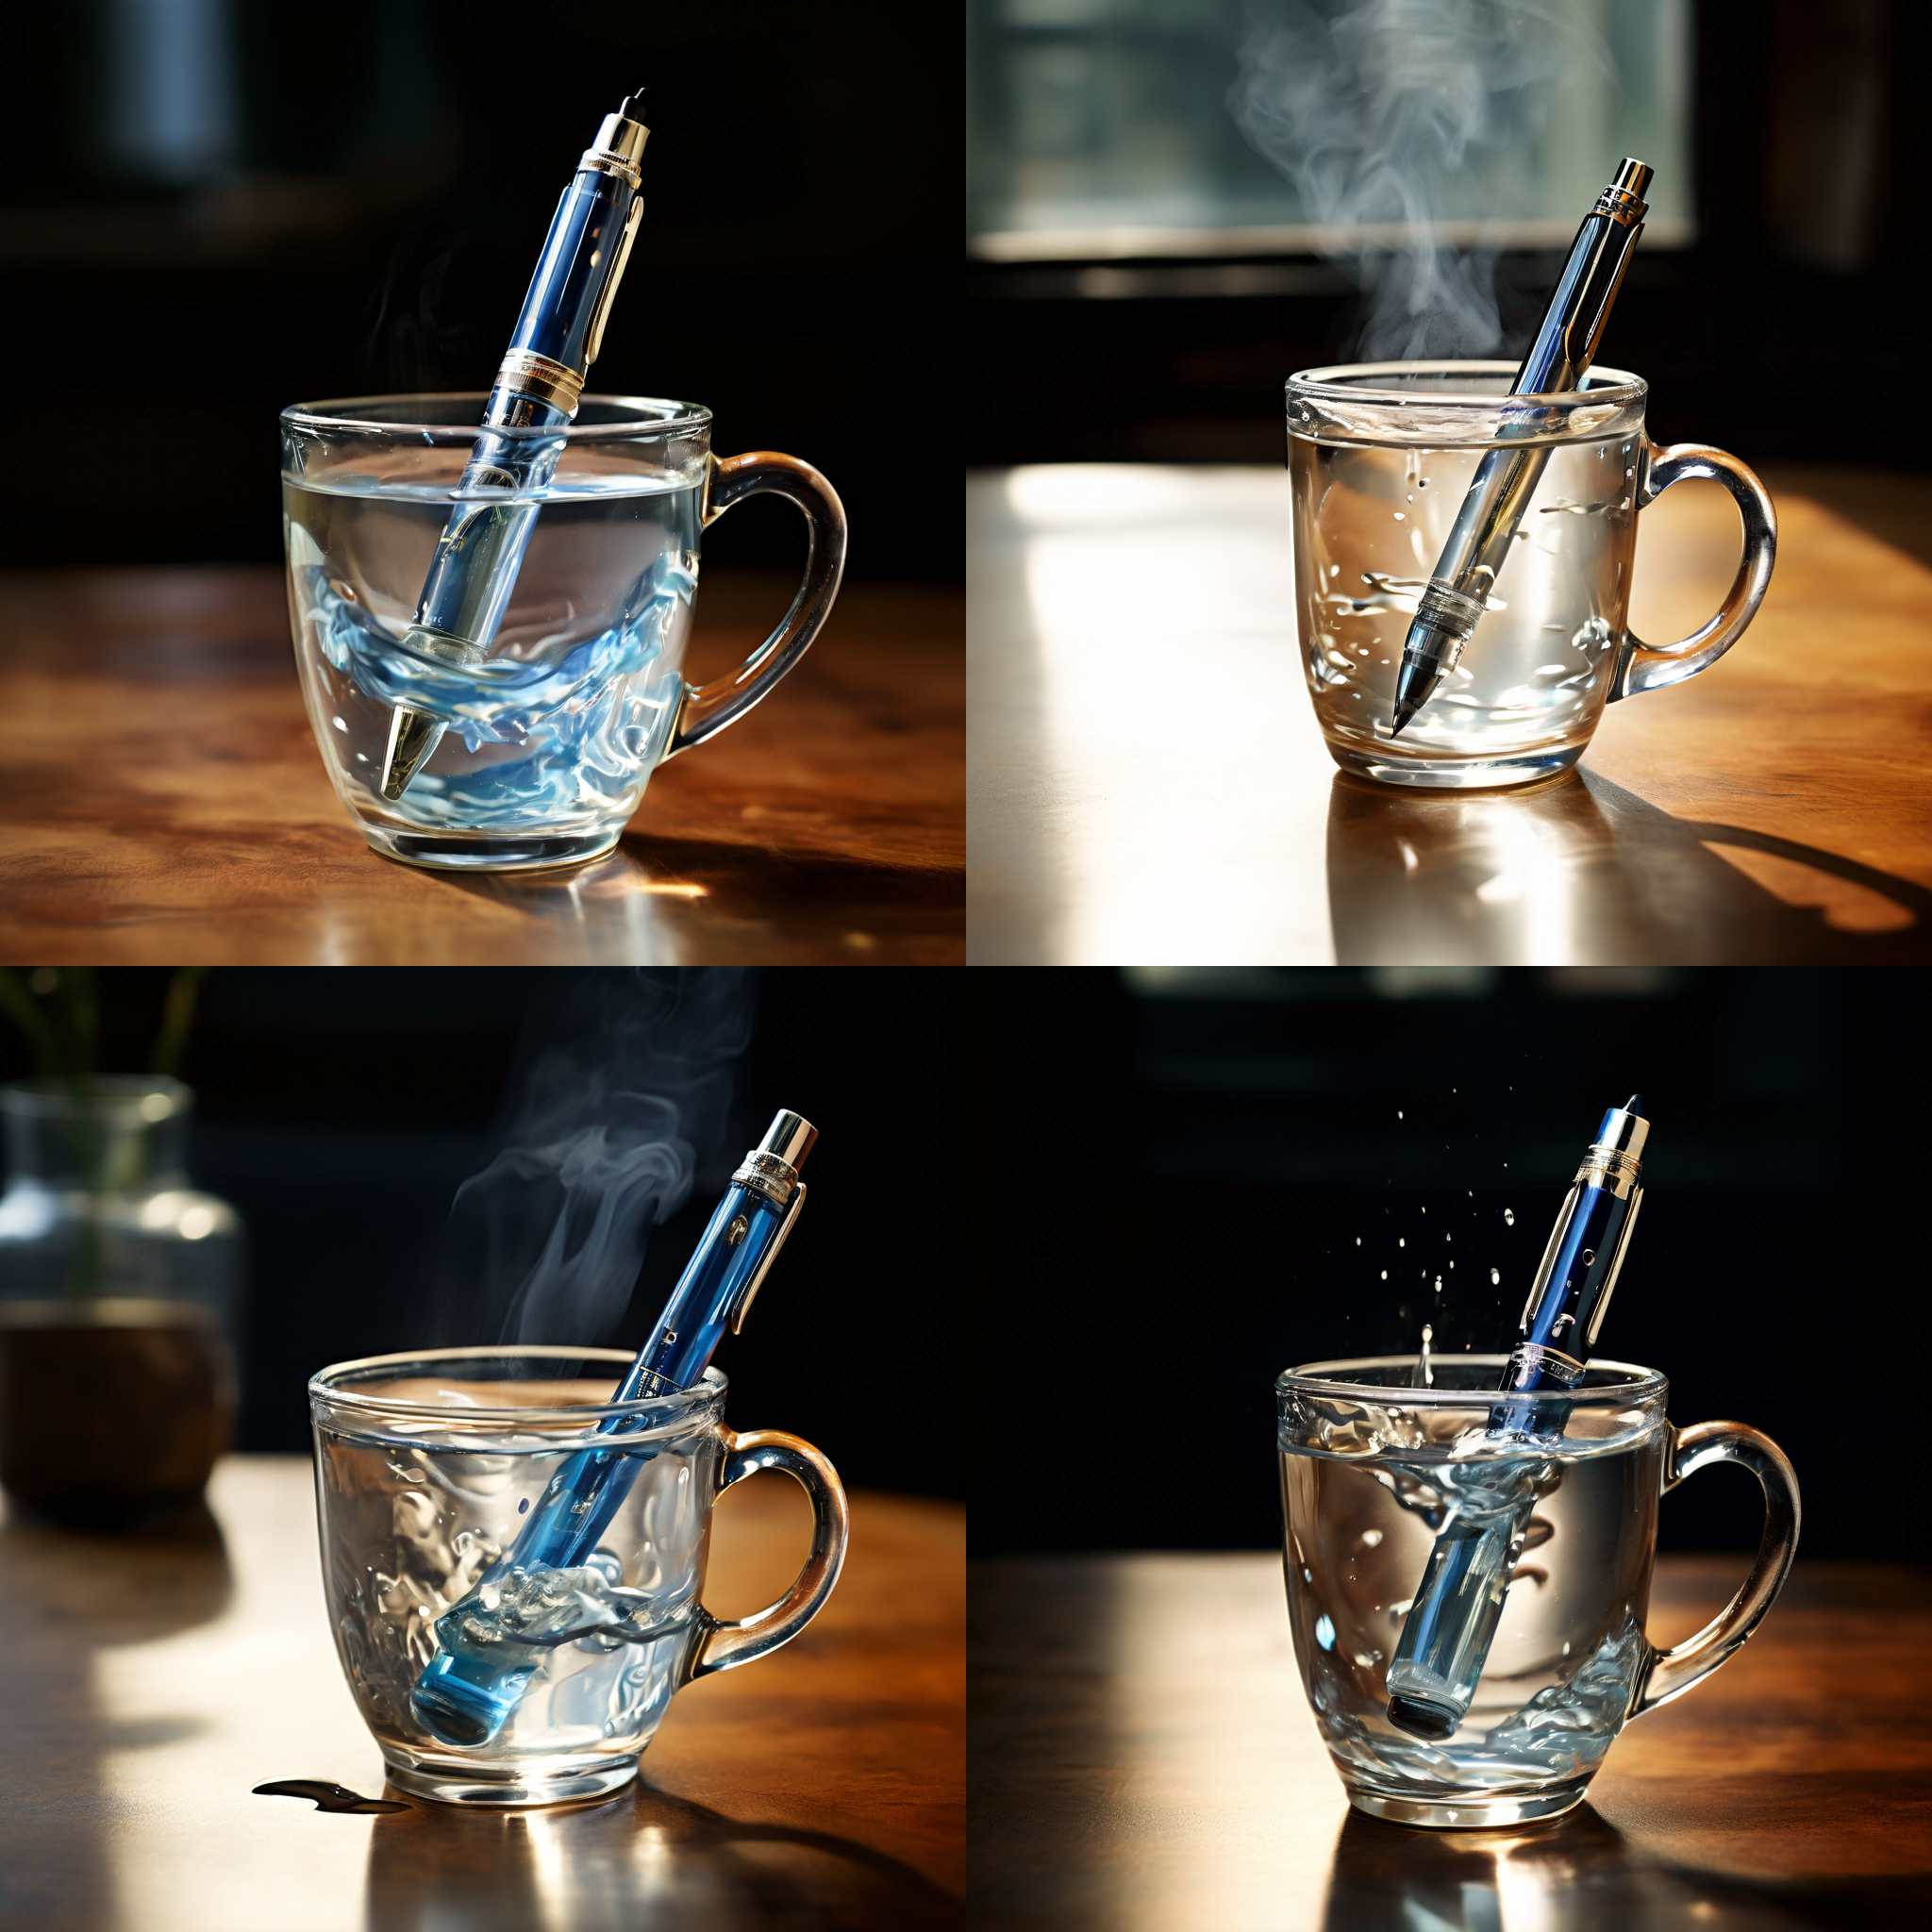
[968,464,1932,963]
[0,1457,963,1932]
[972,1553,1932,1931]
[0,570,962,964]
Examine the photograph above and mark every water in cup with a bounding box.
[1278,1395,1662,1807]
[285,447,698,837]
[1292,433,1641,783]
[313,1393,712,1764]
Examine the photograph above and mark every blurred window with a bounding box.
[968,0,1691,260]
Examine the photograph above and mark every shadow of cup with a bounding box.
[0,1298,235,1526]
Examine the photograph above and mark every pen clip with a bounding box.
[1585,1186,1641,1347]
[729,1181,807,1335]
[586,195,644,368]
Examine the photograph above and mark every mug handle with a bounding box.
[1609,441,1776,702]
[662,452,847,758]
[1629,1420,1801,1719]
[689,1426,850,1680]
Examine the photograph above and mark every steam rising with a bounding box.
[1230,0,1609,358]
[444,971,756,1347]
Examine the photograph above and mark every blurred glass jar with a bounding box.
[0,1077,243,1329]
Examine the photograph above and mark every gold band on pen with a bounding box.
[492,348,585,415]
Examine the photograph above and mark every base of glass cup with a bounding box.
[359,824,623,873]
[379,1742,641,1807]
[1343,1779,1591,1829]
[1323,739,1587,791]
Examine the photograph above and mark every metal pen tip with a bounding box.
[1389,697,1419,739]
[379,707,446,801]
[617,88,646,119]
[1624,1094,1645,1116]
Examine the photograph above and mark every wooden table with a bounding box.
[0,1457,964,1932]
[968,465,1932,963]
[0,569,962,964]
[972,1553,1932,1930]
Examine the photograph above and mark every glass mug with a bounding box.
[281,395,845,872]
[309,1348,848,1807]
[1286,362,1775,791]
[1276,1356,1799,1828]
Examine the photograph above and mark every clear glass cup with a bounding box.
[281,395,845,872]
[1276,1355,1799,1828]
[309,1347,848,1807]
[1286,362,1775,790]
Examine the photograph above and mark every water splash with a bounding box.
[298,551,691,832]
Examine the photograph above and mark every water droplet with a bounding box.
[1380,1270,1388,1280]
[1315,1614,1336,1650]
[1397,1109,1405,1120]
[1504,1209,1515,1225]
[1582,1249,1595,1264]
[1393,511,1407,522]
[1491,1268,1501,1285]
[1398,1238,1406,1247]
[1356,1236,1361,1245]
[1360,1529,1383,1548]
[517,1498,530,1514]
[1421,1206,1427,1215]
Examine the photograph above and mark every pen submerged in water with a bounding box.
[1390,160,1651,737]
[1385,1096,1650,1740]
[379,94,650,800]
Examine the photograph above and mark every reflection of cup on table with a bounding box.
[1287,362,1774,791]
[1276,1355,1798,1828]
[310,1349,847,1807]
[282,394,844,873]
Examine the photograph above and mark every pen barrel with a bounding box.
[409,408,569,650]
[404,157,641,652]
[1416,197,1645,618]
[1386,1492,1536,1732]
[492,1182,793,1580]
[508,166,642,383]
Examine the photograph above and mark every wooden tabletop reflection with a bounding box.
[0,570,962,965]
[968,464,1932,963]
[972,1554,1932,1930]
[0,1457,963,1931]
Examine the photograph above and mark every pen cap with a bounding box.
[731,1109,817,1210]
[1610,158,1653,201]
[756,1110,817,1174]
[590,107,649,173]
[1591,1096,1648,1167]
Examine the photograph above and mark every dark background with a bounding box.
[967,0,1925,478]
[974,967,1924,1558]
[0,969,963,1502]
[2,0,958,580]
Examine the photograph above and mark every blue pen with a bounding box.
[1390,159,1651,736]
[379,92,650,800]
[411,1109,816,1747]
[1385,1097,1649,1740]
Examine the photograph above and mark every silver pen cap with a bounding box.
[1591,1094,1649,1165]
[730,1109,818,1208]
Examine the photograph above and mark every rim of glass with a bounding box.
[1286,359,1647,410]
[309,1345,724,1427]
[1278,1354,1666,1404]
[1,1074,191,1123]
[280,392,713,441]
